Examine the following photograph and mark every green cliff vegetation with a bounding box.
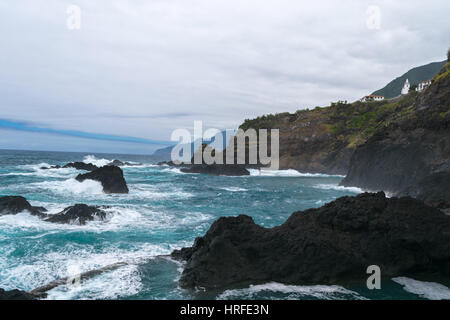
[237,56,449,174]
[240,92,418,142]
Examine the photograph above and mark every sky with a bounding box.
[0,0,448,154]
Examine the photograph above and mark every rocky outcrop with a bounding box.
[341,62,450,204]
[172,192,450,289]
[400,172,450,210]
[180,164,250,176]
[0,288,39,300]
[0,196,47,217]
[0,196,108,225]
[107,159,141,167]
[40,165,61,170]
[63,162,99,171]
[75,166,129,194]
[45,204,108,225]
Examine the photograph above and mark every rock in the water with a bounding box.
[180,164,250,176]
[40,165,61,170]
[0,288,39,300]
[0,196,47,217]
[172,192,450,289]
[63,162,98,171]
[108,159,125,166]
[75,165,129,194]
[45,204,107,225]
[108,159,141,167]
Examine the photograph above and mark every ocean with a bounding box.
[0,149,449,300]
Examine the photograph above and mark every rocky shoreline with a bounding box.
[172,192,450,290]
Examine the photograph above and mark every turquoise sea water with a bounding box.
[0,149,449,300]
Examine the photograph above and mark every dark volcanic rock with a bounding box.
[0,196,47,217]
[0,288,39,300]
[40,165,61,170]
[341,62,450,202]
[172,192,450,289]
[45,204,108,225]
[63,162,98,171]
[75,165,129,194]
[180,164,250,176]
[108,159,125,166]
[108,159,141,167]
[400,172,450,209]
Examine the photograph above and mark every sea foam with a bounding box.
[217,282,364,300]
[392,277,450,300]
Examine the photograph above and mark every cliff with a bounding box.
[341,62,450,206]
[239,93,419,175]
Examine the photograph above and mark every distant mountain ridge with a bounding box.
[372,60,446,98]
[152,131,230,161]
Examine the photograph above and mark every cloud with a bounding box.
[0,118,173,145]
[0,0,448,153]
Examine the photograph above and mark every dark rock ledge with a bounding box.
[0,196,108,225]
[172,192,450,290]
[0,288,41,300]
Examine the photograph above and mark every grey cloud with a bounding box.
[0,0,448,153]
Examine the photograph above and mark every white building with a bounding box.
[416,79,432,92]
[360,95,385,102]
[401,79,410,95]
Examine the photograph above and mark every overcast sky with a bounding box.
[0,0,448,154]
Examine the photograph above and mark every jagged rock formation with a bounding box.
[63,162,99,171]
[0,196,47,217]
[75,165,129,194]
[0,196,108,225]
[172,192,450,289]
[45,204,107,225]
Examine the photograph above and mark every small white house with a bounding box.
[401,79,410,95]
[416,79,432,92]
[360,95,385,102]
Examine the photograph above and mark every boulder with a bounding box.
[63,162,98,171]
[45,204,108,225]
[0,196,47,217]
[75,165,129,194]
[172,192,450,289]
[40,165,61,170]
[0,288,40,300]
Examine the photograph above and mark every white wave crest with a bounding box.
[217,282,364,300]
[219,187,248,192]
[83,155,111,167]
[392,277,450,300]
[314,184,363,193]
[32,178,104,195]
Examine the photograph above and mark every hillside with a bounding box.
[372,60,446,98]
[239,93,419,174]
[342,61,450,207]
